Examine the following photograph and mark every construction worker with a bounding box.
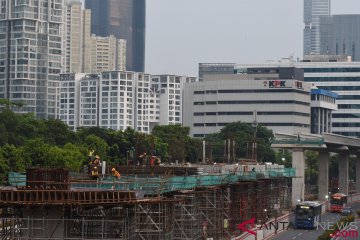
[111,168,121,179]
[150,156,155,167]
[138,153,146,165]
[91,166,99,180]
[93,155,101,167]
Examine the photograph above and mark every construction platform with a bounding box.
[1,165,294,239]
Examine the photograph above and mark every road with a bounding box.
[271,203,360,240]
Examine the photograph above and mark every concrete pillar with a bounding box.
[317,108,321,134]
[339,152,349,195]
[356,155,360,193]
[318,151,329,201]
[292,148,305,206]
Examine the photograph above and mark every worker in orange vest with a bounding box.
[111,168,121,179]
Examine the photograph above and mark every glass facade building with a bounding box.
[319,15,360,61]
[303,0,330,55]
[198,63,235,82]
[85,0,145,72]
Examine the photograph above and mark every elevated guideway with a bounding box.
[271,132,360,206]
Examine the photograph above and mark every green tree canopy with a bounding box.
[205,121,275,163]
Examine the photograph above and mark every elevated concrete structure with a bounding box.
[272,132,360,206]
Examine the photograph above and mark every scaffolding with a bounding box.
[134,202,174,240]
[173,194,201,240]
[198,186,231,240]
[229,178,292,235]
[0,168,293,239]
[67,206,136,239]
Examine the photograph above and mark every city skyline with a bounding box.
[146,0,360,77]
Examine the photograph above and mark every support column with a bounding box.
[339,152,349,195]
[292,148,305,206]
[318,151,329,201]
[356,155,360,193]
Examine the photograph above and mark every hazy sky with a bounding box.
[145,0,360,76]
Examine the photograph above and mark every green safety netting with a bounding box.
[9,168,295,195]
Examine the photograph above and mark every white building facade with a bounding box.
[64,0,91,73]
[0,0,64,118]
[98,71,150,133]
[296,61,360,137]
[90,35,126,73]
[151,75,197,127]
[232,59,360,137]
[184,67,311,137]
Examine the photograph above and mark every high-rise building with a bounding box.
[319,15,360,61]
[98,71,150,132]
[85,0,146,72]
[65,0,91,73]
[65,1,125,74]
[184,67,311,137]
[0,0,64,118]
[310,88,337,134]
[303,0,330,55]
[296,59,360,137]
[151,75,196,127]
[90,35,126,73]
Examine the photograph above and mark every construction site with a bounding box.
[0,164,295,240]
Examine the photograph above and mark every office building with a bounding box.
[303,0,330,55]
[85,0,146,72]
[234,59,360,137]
[295,59,360,137]
[319,15,360,61]
[198,63,235,82]
[0,0,64,118]
[184,67,311,137]
[310,88,337,134]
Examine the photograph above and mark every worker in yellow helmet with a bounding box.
[111,168,121,179]
[91,166,99,180]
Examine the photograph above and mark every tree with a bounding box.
[20,138,50,167]
[108,144,122,165]
[205,121,276,163]
[0,109,20,145]
[305,150,318,186]
[0,152,9,184]
[274,149,292,167]
[0,144,25,173]
[152,125,195,163]
[45,143,85,171]
[42,118,78,146]
[84,134,109,161]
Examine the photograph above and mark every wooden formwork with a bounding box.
[0,189,140,206]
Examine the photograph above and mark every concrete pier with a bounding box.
[318,151,329,201]
[292,148,305,206]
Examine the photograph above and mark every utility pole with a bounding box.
[202,140,206,164]
[252,110,258,162]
